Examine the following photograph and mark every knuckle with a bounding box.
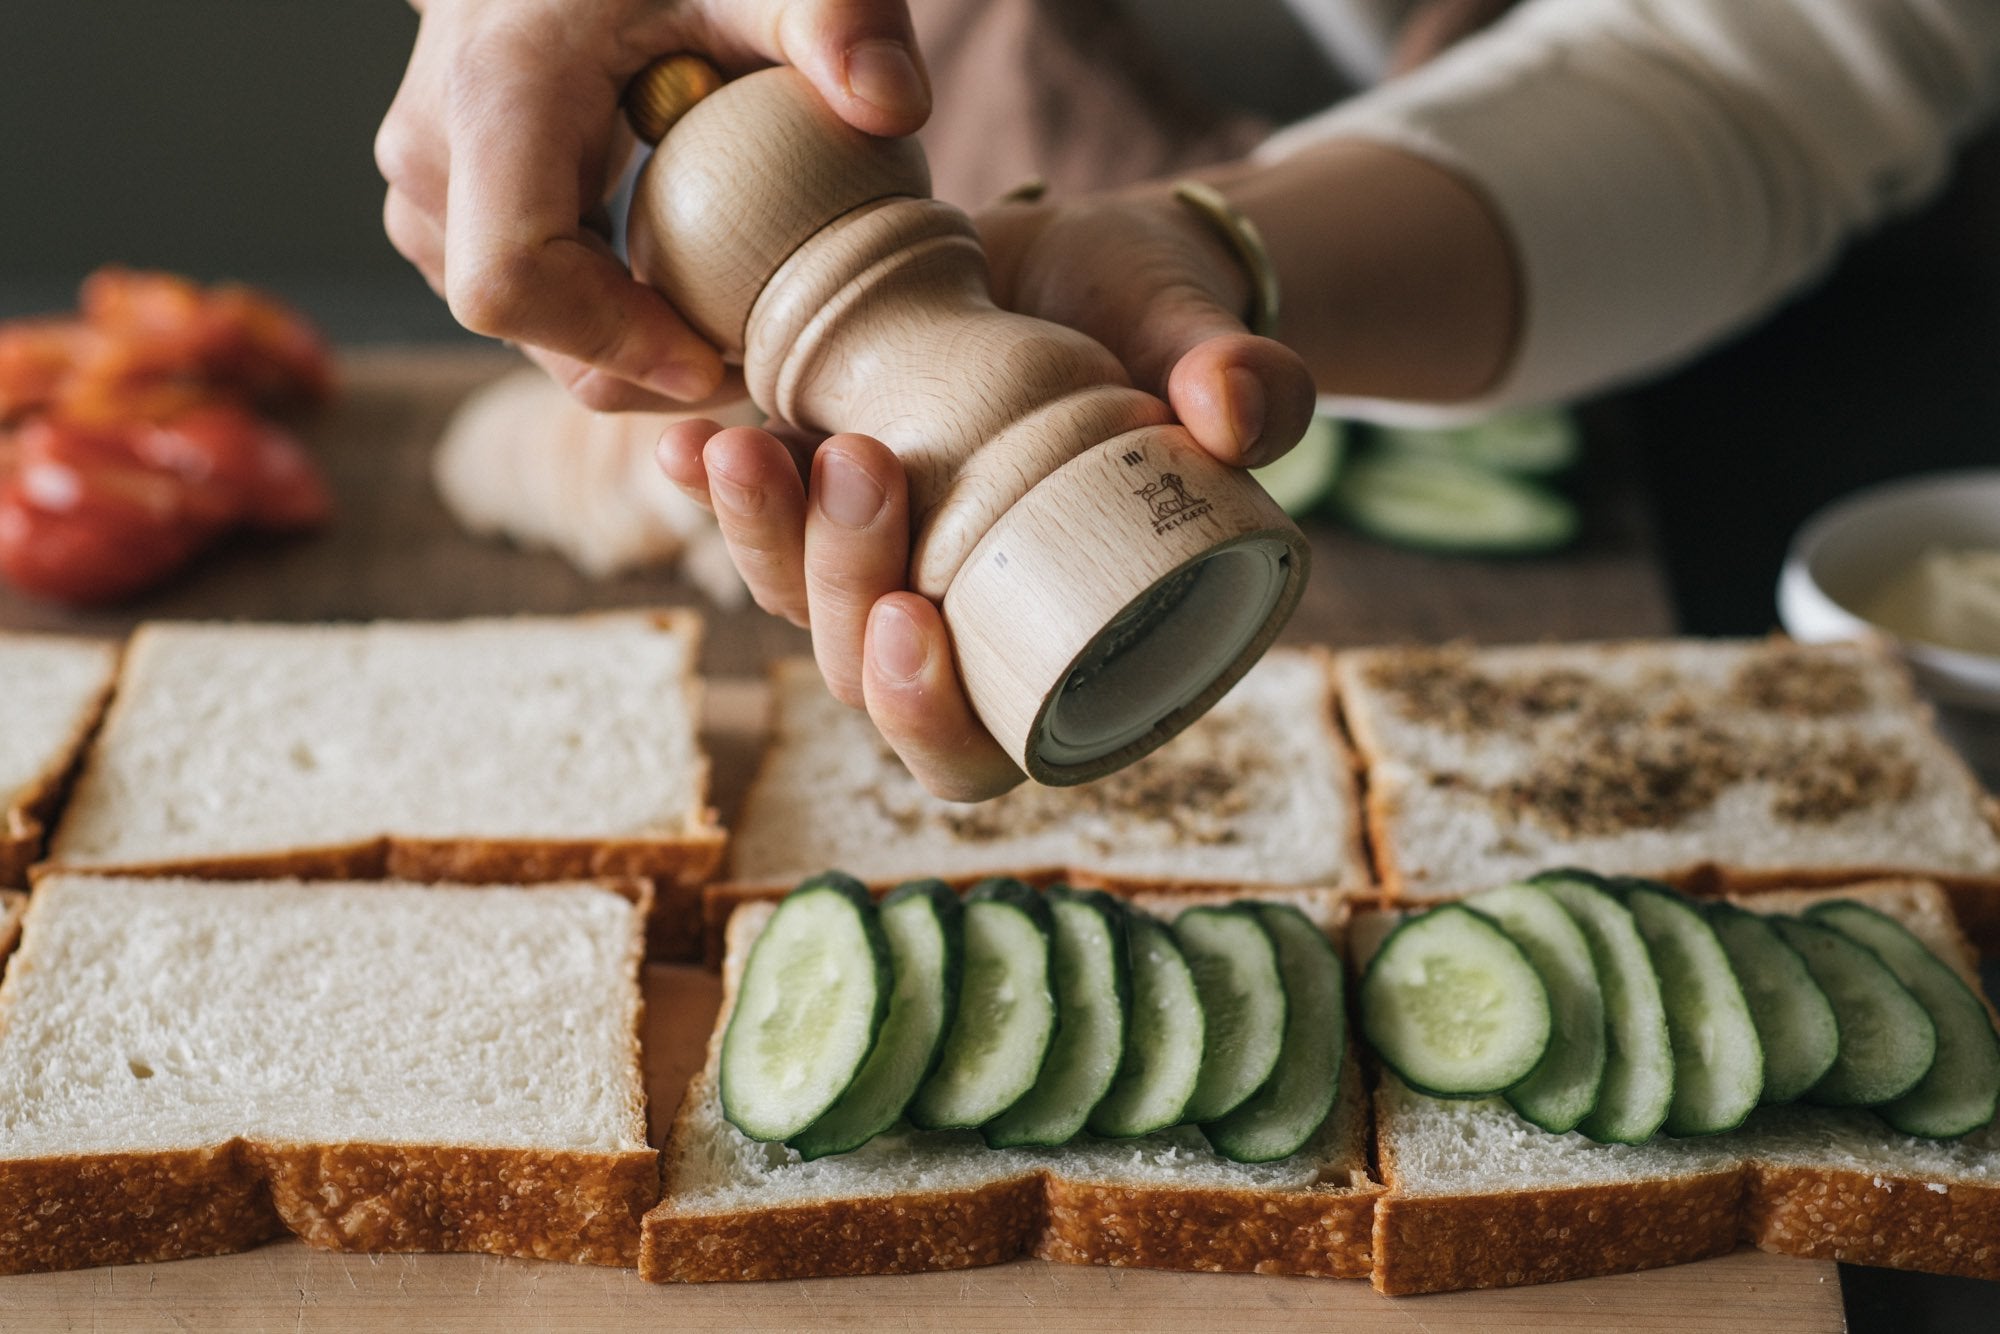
[372,116,426,188]
[566,373,633,414]
[445,244,542,337]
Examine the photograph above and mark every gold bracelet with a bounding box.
[1170,179,1281,339]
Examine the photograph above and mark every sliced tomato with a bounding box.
[0,490,201,604]
[0,320,90,423]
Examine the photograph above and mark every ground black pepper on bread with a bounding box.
[1366,643,1921,837]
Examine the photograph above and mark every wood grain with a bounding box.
[0,347,1815,1329]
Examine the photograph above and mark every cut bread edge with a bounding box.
[642,889,1383,1283]
[1,636,119,889]
[1362,878,2000,1295]
[0,876,661,1274]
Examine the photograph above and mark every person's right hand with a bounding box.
[376,0,930,412]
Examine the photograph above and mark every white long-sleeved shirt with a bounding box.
[1255,0,2000,414]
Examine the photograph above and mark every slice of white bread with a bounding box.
[1361,879,2000,1295]
[0,875,657,1274]
[0,633,117,886]
[711,649,1368,954]
[43,612,725,951]
[1336,639,2000,932]
[642,888,1380,1283]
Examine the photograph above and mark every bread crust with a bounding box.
[0,1140,657,1276]
[2,637,118,888]
[0,891,24,966]
[644,1177,1046,1281]
[1746,1163,2000,1279]
[1369,1170,1746,1296]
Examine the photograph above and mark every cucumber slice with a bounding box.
[1531,870,1674,1144]
[1251,415,1346,515]
[1613,880,1764,1136]
[789,879,963,1160]
[1770,916,1937,1108]
[1330,450,1577,556]
[1203,904,1346,1163]
[907,878,1057,1130]
[1359,903,1550,1098]
[1088,910,1204,1138]
[1174,904,1287,1122]
[1465,882,1606,1134]
[983,888,1131,1148]
[1705,903,1838,1104]
[1807,901,2000,1137]
[719,873,892,1142]
[1374,407,1580,477]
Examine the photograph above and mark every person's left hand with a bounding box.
[656,186,1315,800]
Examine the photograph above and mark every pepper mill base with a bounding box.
[943,425,1310,786]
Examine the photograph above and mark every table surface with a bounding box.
[0,349,1844,1331]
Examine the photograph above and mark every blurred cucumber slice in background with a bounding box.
[1251,415,1346,516]
[1330,450,1578,555]
[1374,407,1580,476]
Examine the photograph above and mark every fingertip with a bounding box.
[837,39,931,133]
[656,418,721,501]
[1170,336,1317,468]
[862,593,1023,803]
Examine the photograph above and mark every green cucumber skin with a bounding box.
[1465,882,1608,1135]
[1806,901,2000,1139]
[1358,903,1552,1100]
[1202,904,1346,1163]
[1088,911,1206,1139]
[1174,904,1289,1124]
[1772,916,1937,1109]
[982,887,1132,1149]
[1705,903,1839,1105]
[906,878,1057,1131]
[1330,450,1578,557]
[787,879,963,1160]
[1610,880,1764,1138]
[1530,870,1675,1145]
[719,872,892,1142]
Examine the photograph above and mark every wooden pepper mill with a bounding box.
[624,56,1309,785]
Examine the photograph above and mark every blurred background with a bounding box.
[3,4,1997,1324]
[4,0,1994,636]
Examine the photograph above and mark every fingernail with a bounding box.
[818,449,886,529]
[1225,367,1266,454]
[871,603,928,682]
[844,40,927,118]
[647,361,711,401]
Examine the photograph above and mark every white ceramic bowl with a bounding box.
[1777,469,2000,783]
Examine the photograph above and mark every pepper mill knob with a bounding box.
[623,57,1309,785]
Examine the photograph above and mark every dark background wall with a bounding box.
[0,1,447,338]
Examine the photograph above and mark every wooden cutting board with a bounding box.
[0,679,1842,1332]
[0,349,1842,1330]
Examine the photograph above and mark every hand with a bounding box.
[656,421,1025,801]
[656,185,1316,801]
[376,0,929,412]
[975,188,1317,469]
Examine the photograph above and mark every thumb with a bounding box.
[757,0,931,137]
[1121,295,1317,470]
